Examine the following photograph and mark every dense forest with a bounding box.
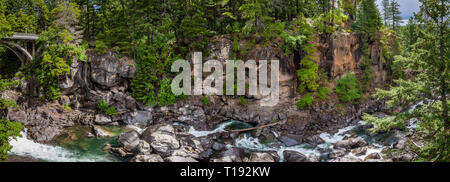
[0,0,448,162]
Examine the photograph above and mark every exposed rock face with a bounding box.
[324,33,389,88]
[7,102,86,143]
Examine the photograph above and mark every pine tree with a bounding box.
[239,0,272,34]
[382,0,391,26]
[363,0,449,161]
[389,0,402,31]
[353,0,383,40]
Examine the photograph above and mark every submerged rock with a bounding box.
[93,125,113,138]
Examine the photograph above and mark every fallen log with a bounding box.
[229,122,280,133]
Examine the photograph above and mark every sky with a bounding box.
[375,0,421,20]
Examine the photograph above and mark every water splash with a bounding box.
[9,130,112,162]
[188,121,234,137]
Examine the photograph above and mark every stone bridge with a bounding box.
[0,33,39,66]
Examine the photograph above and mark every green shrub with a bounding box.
[0,117,22,161]
[335,73,362,102]
[0,76,19,91]
[0,98,17,110]
[95,40,108,55]
[200,97,210,106]
[97,99,109,112]
[140,83,157,107]
[105,106,118,116]
[317,87,331,100]
[97,99,117,116]
[296,93,314,110]
[157,78,177,107]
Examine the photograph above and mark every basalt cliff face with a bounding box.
[3,32,395,162]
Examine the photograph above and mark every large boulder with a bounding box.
[334,137,367,149]
[283,150,307,162]
[248,152,275,162]
[118,130,140,152]
[141,124,180,156]
[280,134,303,147]
[213,148,246,162]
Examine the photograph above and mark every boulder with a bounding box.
[327,149,348,159]
[280,134,303,147]
[283,150,307,162]
[248,152,275,162]
[118,130,140,152]
[215,148,245,162]
[93,125,113,138]
[334,137,367,149]
[136,140,152,155]
[364,153,381,161]
[94,114,112,125]
[141,124,180,156]
[132,154,164,162]
[351,147,367,156]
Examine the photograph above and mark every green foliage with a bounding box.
[0,76,19,92]
[95,40,109,55]
[335,73,362,103]
[296,93,314,110]
[280,32,305,56]
[157,78,177,107]
[140,83,157,107]
[352,0,383,39]
[97,99,109,112]
[314,9,349,36]
[200,97,210,106]
[317,86,331,100]
[363,0,449,161]
[34,53,70,101]
[97,99,117,116]
[6,10,37,33]
[0,117,22,161]
[362,113,405,133]
[105,106,118,116]
[297,52,319,93]
[180,13,212,52]
[239,0,272,35]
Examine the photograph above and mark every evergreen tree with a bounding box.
[363,0,449,161]
[353,0,383,40]
[389,0,402,31]
[382,0,391,26]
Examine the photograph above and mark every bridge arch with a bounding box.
[0,33,39,67]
